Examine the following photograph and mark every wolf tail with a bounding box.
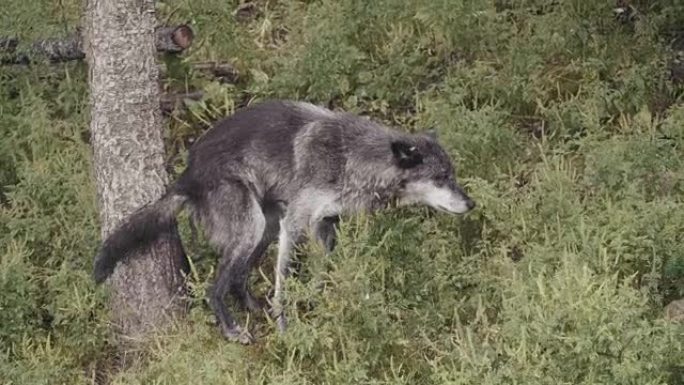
[93,189,188,283]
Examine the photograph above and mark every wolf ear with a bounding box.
[425,128,438,140]
[391,140,423,169]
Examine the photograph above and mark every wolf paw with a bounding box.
[268,306,288,334]
[220,324,255,345]
[276,314,287,334]
[243,294,267,314]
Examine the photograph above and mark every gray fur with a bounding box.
[93,99,475,343]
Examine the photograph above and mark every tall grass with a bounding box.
[1,0,683,384]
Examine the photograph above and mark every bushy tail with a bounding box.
[93,191,188,283]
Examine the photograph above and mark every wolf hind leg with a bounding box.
[229,202,283,313]
[228,240,269,314]
[203,182,266,344]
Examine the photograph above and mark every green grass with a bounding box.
[1,0,683,384]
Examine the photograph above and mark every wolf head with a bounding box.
[391,133,475,214]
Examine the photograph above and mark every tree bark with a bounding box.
[84,0,188,349]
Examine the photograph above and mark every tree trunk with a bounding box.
[83,0,188,349]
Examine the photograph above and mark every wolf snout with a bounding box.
[464,197,476,211]
[454,195,476,214]
[453,185,476,213]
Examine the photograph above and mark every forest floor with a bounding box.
[1,1,683,384]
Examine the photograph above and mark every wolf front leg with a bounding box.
[272,218,299,333]
[314,215,340,254]
[272,203,331,333]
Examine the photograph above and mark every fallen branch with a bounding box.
[233,2,261,22]
[159,61,239,83]
[192,62,239,83]
[1,25,194,65]
[1,34,83,64]
[0,38,18,51]
[160,91,204,114]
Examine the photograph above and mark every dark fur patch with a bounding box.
[391,140,423,169]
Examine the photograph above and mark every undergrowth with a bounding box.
[1,0,683,384]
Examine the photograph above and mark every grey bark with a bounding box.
[2,25,193,65]
[84,0,188,344]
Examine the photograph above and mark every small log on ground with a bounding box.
[1,25,194,65]
[155,25,194,53]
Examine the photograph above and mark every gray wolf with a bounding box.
[93,100,475,344]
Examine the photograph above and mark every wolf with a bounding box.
[93,100,475,344]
